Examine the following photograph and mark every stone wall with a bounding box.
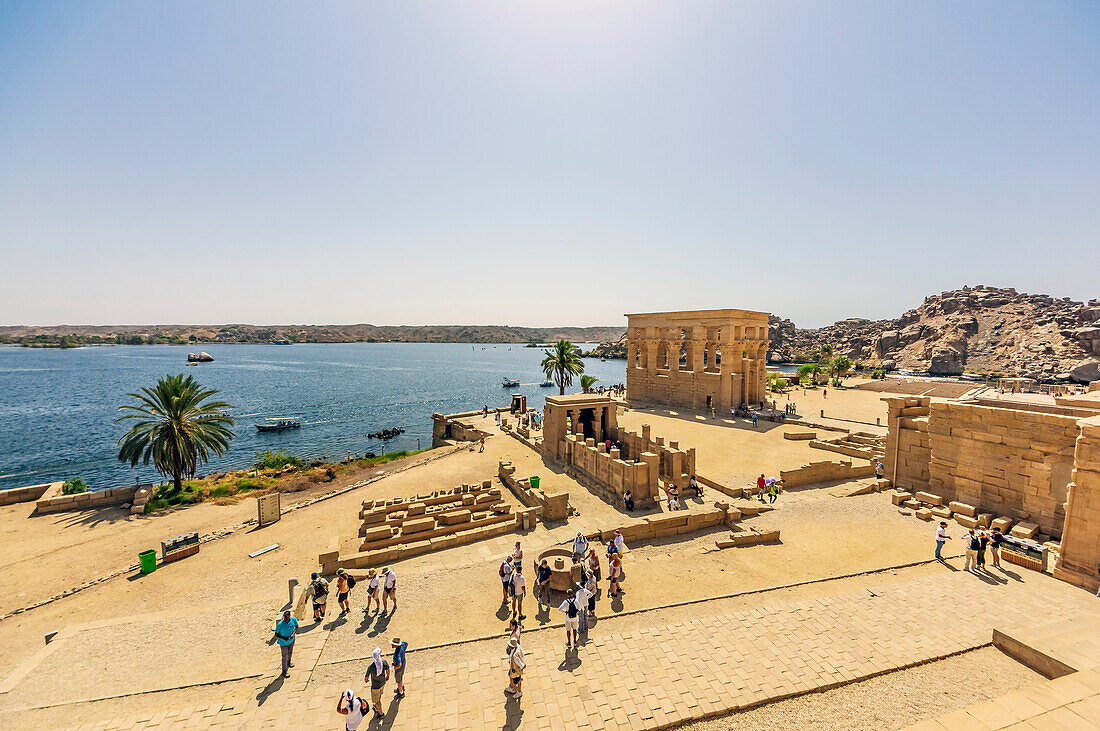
[883,397,932,493]
[779,459,875,488]
[1054,415,1100,592]
[498,462,570,520]
[926,401,1078,537]
[0,482,54,507]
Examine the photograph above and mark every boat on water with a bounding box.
[501,377,520,387]
[256,417,301,433]
[539,380,554,387]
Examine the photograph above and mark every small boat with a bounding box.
[256,417,301,433]
[501,377,520,387]
[539,380,554,387]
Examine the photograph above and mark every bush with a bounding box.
[254,449,304,471]
[62,478,88,495]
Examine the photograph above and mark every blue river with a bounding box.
[0,343,630,492]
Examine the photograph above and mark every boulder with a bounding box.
[1070,361,1100,385]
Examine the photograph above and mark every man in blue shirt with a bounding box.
[274,610,298,677]
[391,637,408,698]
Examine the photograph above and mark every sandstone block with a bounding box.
[1010,521,1039,539]
[914,491,943,506]
[949,501,978,517]
[955,515,979,529]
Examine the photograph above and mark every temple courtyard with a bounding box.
[1,381,1098,729]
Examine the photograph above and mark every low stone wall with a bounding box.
[498,462,570,520]
[0,482,55,507]
[779,460,875,488]
[33,483,151,515]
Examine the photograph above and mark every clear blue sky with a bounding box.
[1,1,1097,328]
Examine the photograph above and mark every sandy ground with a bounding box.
[675,646,1043,731]
[0,387,973,725]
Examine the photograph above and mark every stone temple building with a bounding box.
[625,308,770,414]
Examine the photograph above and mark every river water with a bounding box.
[0,343,629,492]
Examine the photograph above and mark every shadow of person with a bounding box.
[557,649,582,673]
[502,691,524,730]
[255,673,285,705]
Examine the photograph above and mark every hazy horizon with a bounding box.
[2,1,1098,329]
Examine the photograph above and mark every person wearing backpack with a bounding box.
[336,568,359,616]
[499,556,514,603]
[557,586,591,649]
[309,572,329,622]
[336,688,367,731]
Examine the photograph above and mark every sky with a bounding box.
[0,1,1097,329]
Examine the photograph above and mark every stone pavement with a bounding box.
[63,563,1100,730]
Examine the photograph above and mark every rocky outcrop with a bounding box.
[769,286,1100,381]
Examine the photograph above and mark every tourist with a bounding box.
[511,541,523,573]
[506,637,525,697]
[274,610,297,678]
[499,556,514,603]
[767,480,779,503]
[623,489,634,511]
[382,567,398,612]
[964,529,979,571]
[365,569,381,613]
[511,565,526,620]
[572,532,589,562]
[688,475,702,498]
[364,647,390,720]
[989,526,1004,568]
[609,554,623,597]
[535,559,552,607]
[337,689,366,731]
[557,587,590,649]
[586,548,601,581]
[336,568,355,615]
[757,474,767,502]
[309,571,329,622]
[613,529,627,555]
[976,530,988,569]
[935,522,950,560]
[391,637,407,698]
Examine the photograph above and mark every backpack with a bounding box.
[346,575,357,590]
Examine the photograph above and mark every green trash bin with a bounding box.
[529,476,540,490]
[138,549,158,574]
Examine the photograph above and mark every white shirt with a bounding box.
[384,570,396,589]
[558,589,592,614]
[344,697,364,730]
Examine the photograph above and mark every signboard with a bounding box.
[258,492,281,527]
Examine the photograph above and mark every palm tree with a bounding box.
[116,374,236,496]
[541,339,585,396]
[580,375,599,393]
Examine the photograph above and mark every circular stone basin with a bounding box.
[537,547,577,591]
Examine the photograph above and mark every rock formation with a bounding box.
[769,286,1100,381]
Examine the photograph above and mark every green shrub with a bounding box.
[61,478,88,495]
[254,449,304,471]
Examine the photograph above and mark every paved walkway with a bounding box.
[64,564,1099,730]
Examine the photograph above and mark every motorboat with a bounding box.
[256,417,301,433]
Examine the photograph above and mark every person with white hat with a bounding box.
[364,646,390,720]
[336,688,366,731]
[506,636,525,698]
